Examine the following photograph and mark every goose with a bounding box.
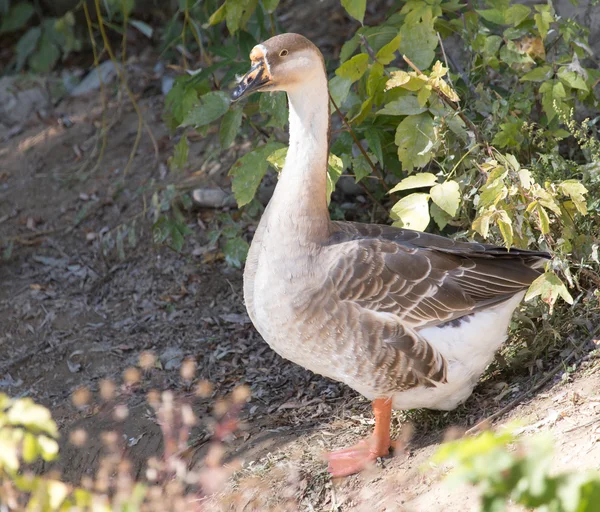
[232,33,550,477]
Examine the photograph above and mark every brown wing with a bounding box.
[326,221,549,329]
[319,222,548,388]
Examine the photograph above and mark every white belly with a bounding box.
[390,292,525,411]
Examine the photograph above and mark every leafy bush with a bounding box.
[164,0,599,312]
[433,427,600,511]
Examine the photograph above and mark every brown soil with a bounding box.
[1,14,600,511]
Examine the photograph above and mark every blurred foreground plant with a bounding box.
[433,427,600,511]
[0,358,249,511]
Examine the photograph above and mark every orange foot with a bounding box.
[324,398,393,477]
[325,438,391,477]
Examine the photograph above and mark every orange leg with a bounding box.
[325,398,392,477]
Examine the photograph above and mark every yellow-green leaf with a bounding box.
[341,0,366,23]
[376,34,401,65]
[525,272,573,308]
[536,204,550,234]
[389,172,437,193]
[473,211,493,238]
[327,154,344,204]
[391,193,430,232]
[336,53,369,82]
[430,180,460,216]
[495,210,513,248]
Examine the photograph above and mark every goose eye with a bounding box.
[279,49,289,57]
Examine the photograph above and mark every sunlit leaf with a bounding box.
[327,154,344,203]
[389,172,437,193]
[559,179,588,215]
[430,180,460,216]
[525,271,573,307]
[336,53,369,82]
[495,209,513,248]
[391,193,430,231]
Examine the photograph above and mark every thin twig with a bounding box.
[466,329,599,435]
[402,54,486,146]
[94,0,159,172]
[83,2,108,174]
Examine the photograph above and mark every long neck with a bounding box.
[269,71,330,241]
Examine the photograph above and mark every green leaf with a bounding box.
[181,91,230,127]
[430,180,460,216]
[540,80,567,121]
[557,69,589,92]
[375,34,401,65]
[430,202,452,230]
[208,3,227,25]
[15,26,40,71]
[364,127,384,165]
[341,0,366,24]
[170,134,189,172]
[0,2,34,33]
[327,154,344,203]
[340,34,360,63]
[495,209,513,248]
[505,4,530,26]
[336,53,369,83]
[534,8,553,40]
[521,65,553,82]
[266,146,287,173]
[525,272,573,307]
[377,95,427,116]
[220,106,243,148]
[351,154,372,183]
[476,9,506,25]
[367,62,385,97]
[229,142,285,206]
[389,172,437,193]
[224,237,249,268]
[329,75,353,106]
[259,91,288,128]
[391,193,430,232]
[262,0,280,13]
[225,0,259,34]
[399,20,437,70]
[28,32,60,73]
[395,113,435,171]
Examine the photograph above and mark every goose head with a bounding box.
[232,33,324,100]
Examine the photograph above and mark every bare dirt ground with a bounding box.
[1,9,600,511]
